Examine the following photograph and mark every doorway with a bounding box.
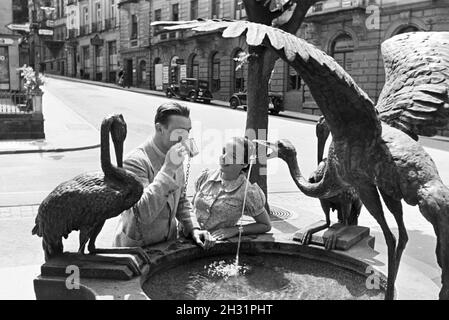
[126,59,133,87]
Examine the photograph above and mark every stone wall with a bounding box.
[0,113,45,140]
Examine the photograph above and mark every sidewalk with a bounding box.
[0,84,100,155]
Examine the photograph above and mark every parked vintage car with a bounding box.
[229,90,284,115]
[166,78,213,103]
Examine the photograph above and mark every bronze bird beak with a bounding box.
[252,139,278,159]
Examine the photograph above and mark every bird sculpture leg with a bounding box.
[301,200,331,245]
[78,227,91,254]
[357,183,397,300]
[43,234,63,261]
[87,221,105,254]
[85,221,151,266]
[325,201,352,250]
[72,222,143,275]
[379,190,408,284]
[417,182,449,300]
[348,198,362,226]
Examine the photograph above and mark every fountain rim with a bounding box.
[33,238,393,300]
[141,239,390,299]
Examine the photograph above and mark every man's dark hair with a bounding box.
[154,102,190,126]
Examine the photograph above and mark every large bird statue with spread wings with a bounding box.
[154,19,449,300]
[32,114,146,263]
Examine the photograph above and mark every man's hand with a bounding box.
[164,142,187,172]
[211,227,239,241]
[191,229,216,250]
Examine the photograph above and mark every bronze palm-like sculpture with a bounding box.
[156,20,449,300]
[32,114,145,262]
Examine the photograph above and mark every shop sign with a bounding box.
[38,29,54,36]
[90,34,104,46]
[180,64,187,79]
[0,38,14,45]
[162,66,169,84]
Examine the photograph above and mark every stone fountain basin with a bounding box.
[33,234,389,300]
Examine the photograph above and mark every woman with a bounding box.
[192,137,271,241]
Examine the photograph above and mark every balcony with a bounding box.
[80,25,89,36]
[91,21,103,33]
[68,29,78,39]
[310,0,367,14]
[104,18,117,30]
[307,0,367,21]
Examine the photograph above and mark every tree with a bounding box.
[241,0,320,205]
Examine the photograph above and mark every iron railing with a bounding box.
[0,91,32,114]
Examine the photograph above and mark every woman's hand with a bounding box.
[211,227,240,241]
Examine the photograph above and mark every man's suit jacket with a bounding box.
[113,139,200,247]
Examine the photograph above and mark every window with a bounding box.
[0,46,10,90]
[287,66,301,91]
[211,52,220,92]
[83,6,88,26]
[154,9,161,33]
[108,41,117,82]
[96,45,103,81]
[111,0,116,18]
[235,0,246,19]
[96,2,101,22]
[331,34,354,73]
[172,4,179,21]
[211,0,220,19]
[189,54,199,78]
[191,0,198,20]
[131,14,138,39]
[82,46,91,79]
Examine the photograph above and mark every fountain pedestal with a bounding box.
[293,221,375,250]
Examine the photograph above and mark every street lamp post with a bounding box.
[31,0,40,81]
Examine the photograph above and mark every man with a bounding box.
[113,102,215,249]
[117,67,125,88]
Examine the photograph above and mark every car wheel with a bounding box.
[230,98,239,109]
[243,105,247,111]
[189,92,196,102]
[166,91,172,98]
[203,99,211,104]
[270,109,280,115]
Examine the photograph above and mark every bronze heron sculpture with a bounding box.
[32,114,146,262]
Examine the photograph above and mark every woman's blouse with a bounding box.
[192,168,267,231]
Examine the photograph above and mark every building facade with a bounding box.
[0,0,29,91]
[33,0,121,81]
[147,0,254,101]
[299,0,449,118]
[118,0,151,88]
[143,0,449,116]
[47,0,448,136]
